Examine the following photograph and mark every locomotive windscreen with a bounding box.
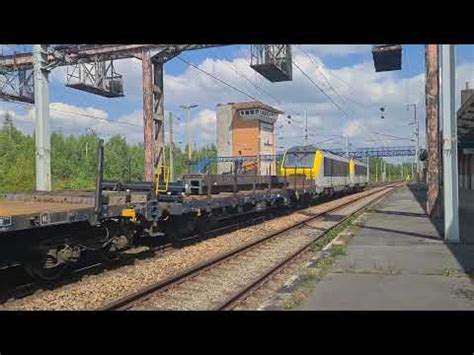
[283,146,316,168]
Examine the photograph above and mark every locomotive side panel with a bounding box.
[319,151,351,192]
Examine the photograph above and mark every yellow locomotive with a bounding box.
[280,145,368,193]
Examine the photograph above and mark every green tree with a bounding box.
[0,117,222,193]
[104,135,130,181]
[0,112,35,193]
[128,143,145,181]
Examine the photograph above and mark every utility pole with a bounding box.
[425,45,441,217]
[180,104,198,166]
[366,156,370,182]
[85,128,90,160]
[152,60,165,185]
[186,106,192,161]
[381,160,384,182]
[440,45,459,242]
[33,45,51,191]
[345,136,349,158]
[168,112,174,182]
[85,128,96,160]
[375,160,378,182]
[142,50,154,182]
[382,160,386,182]
[1,45,219,186]
[407,103,420,182]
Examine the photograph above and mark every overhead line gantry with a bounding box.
[0,44,221,188]
[0,44,293,190]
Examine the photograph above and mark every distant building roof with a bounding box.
[457,91,474,147]
[224,101,284,114]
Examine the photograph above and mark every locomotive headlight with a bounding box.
[0,216,12,227]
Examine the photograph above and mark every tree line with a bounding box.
[1,112,412,194]
[367,156,415,183]
[0,113,217,193]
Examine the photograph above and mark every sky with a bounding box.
[1,44,473,164]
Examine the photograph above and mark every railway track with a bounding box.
[0,205,289,305]
[0,185,362,305]
[100,183,400,311]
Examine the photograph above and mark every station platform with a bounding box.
[299,184,474,310]
[460,187,474,243]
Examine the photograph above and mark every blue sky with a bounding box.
[1,44,473,164]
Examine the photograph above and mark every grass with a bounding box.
[281,208,370,310]
[330,245,346,257]
[443,267,464,277]
[282,255,338,309]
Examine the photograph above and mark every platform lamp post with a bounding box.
[180,104,198,173]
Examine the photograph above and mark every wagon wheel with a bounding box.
[24,252,67,282]
[97,226,122,263]
[196,217,216,235]
[98,248,121,263]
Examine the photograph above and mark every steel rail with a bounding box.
[0,208,288,304]
[215,184,400,310]
[99,183,400,311]
[1,183,397,306]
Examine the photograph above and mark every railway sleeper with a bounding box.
[3,183,371,282]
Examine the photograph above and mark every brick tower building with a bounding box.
[216,101,282,175]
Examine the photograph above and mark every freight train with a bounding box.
[0,142,368,281]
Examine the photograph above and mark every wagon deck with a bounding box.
[0,200,92,216]
[0,190,154,233]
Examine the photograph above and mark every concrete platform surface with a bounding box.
[299,184,474,310]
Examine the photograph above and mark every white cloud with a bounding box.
[115,110,143,126]
[302,45,371,57]
[0,108,16,117]
[343,119,365,138]
[114,58,143,98]
[169,108,216,148]
[26,102,110,135]
[162,49,433,151]
[189,109,216,146]
[0,101,146,144]
[2,44,474,162]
